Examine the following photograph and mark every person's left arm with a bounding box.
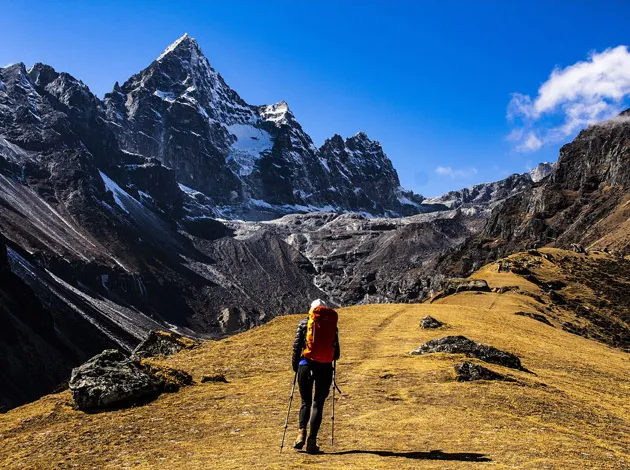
[292,320,307,371]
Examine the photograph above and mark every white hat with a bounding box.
[310,299,326,309]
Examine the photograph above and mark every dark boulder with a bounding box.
[571,243,587,255]
[492,286,520,294]
[430,279,490,302]
[447,279,490,293]
[69,349,162,411]
[515,311,554,327]
[410,335,525,371]
[131,330,199,360]
[454,362,514,382]
[69,349,192,411]
[420,316,444,329]
[200,374,228,383]
[548,290,566,305]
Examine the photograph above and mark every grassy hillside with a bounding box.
[1,249,629,469]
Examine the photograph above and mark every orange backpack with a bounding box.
[303,305,338,363]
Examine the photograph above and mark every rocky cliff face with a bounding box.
[103,33,424,218]
[225,209,480,306]
[317,133,424,216]
[441,113,630,275]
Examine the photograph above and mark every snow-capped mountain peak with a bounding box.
[528,162,555,183]
[352,131,373,143]
[260,101,291,126]
[156,32,198,62]
[101,34,426,217]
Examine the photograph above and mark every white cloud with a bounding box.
[508,45,630,152]
[435,166,478,178]
[517,133,542,152]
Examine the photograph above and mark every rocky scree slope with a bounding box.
[228,210,478,305]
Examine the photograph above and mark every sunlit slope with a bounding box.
[1,250,629,469]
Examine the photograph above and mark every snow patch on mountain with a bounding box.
[153,90,176,102]
[178,183,203,197]
[397,194,422,208]
[227,124,274,176]
[99,171,133,214]
[249,198,337,214]
[0,136,30,165]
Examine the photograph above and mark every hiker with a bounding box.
[291,299,340,454]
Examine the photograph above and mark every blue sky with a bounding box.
[2,1,630,197]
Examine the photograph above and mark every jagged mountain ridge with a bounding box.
[103,33,424,218]
[423,162,554,210]
[528,161,554,182]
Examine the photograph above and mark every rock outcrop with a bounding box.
[420,316,444,329]
[514,311,554,327]
[69,350,162,411]
[410,335,525,371]
[430,279,490,302]
[200,374,228,383]
[69,349,191,411]
[528,162,555,183]
[454,361,513,382]
[131,331,199,360]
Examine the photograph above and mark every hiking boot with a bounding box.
[293,429,306,450]
[306,436,320,454]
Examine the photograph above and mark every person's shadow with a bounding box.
[326,449,491,462]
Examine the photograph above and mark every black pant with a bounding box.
[297,360,333,439]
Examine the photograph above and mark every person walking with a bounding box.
[291,299,340,454]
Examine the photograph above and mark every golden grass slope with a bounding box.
[1,249,629,469]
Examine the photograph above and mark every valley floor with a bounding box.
[1,250,629,469]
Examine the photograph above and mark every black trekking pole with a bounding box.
[331,360,341,446]
[280,371,298,454]
[332,363,335,446]
[331,360,343,446]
